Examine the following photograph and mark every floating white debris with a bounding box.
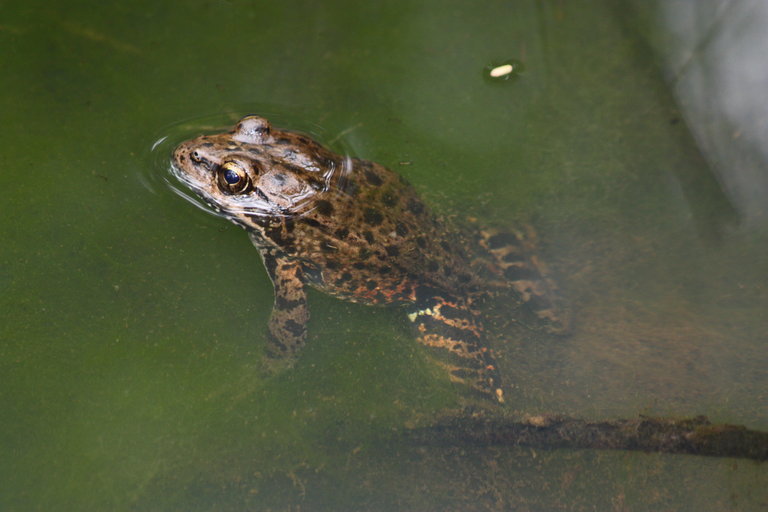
[489,64,514,78]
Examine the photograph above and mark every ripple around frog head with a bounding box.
[142,113,238,221]
[145,112,359,222]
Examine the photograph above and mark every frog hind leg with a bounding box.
[407,287,504,403]
[478,226,570,334]
[258,247,310,360]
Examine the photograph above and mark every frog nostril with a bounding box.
[190,150,202,163]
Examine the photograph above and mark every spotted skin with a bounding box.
[408,289,504,402]
[477,227,569,334]
[257,243,309,358]
[171,115,566,402]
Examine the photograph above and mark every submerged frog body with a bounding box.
[172,116,566,403]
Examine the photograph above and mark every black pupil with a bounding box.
[223,168,241,185]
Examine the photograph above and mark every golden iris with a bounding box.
[218,161,249,193]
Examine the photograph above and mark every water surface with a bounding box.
[1,1,766,510]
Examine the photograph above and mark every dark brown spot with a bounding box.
[416,237,427,249]
[251,187,269,202]
[344,180,359,197]
[364,168,383,186]
[248,213,268,226]
[261,253,278,276]
[413,285,442,305]
[358,248,373,260]
[407,199,424,215]
[385,246,400,257]
[381,191,397,207]
[283,319,305,337]
[301,264,322,284]
[427,260,440,272]
[487,232,520,249]
[308,178,324,191]
[504,265,537,281]
[274,295,303,309]
[363,208,384,226]
[302,218,321,228]
[315,199,334,216]
[263,225,285,245]
[366,280,378,290]
[325,260,340,270]
[440,241,451,252]
[363,230,375,244]
[335,227,349,239]
[281,163,305,175]
[395,222,409,237]
[437,304,465,320]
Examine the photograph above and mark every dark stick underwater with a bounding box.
[403,412,768,461]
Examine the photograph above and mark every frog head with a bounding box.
[171,116,344,223]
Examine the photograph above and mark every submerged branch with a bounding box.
[403,413,768,461]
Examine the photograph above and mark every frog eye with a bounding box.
[217,161,250,194]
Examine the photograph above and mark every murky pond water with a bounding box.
[1,1,766,510]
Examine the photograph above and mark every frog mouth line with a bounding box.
[167,161,226,217]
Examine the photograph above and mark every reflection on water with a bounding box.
[659,0,768,222]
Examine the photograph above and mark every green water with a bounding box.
[2,1,766,510]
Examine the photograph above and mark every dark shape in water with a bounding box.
[404,413,768,461]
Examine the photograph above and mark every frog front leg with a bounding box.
[257,246,310,360]
[407,289,504,403]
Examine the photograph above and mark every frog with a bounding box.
[171,115,567,403]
